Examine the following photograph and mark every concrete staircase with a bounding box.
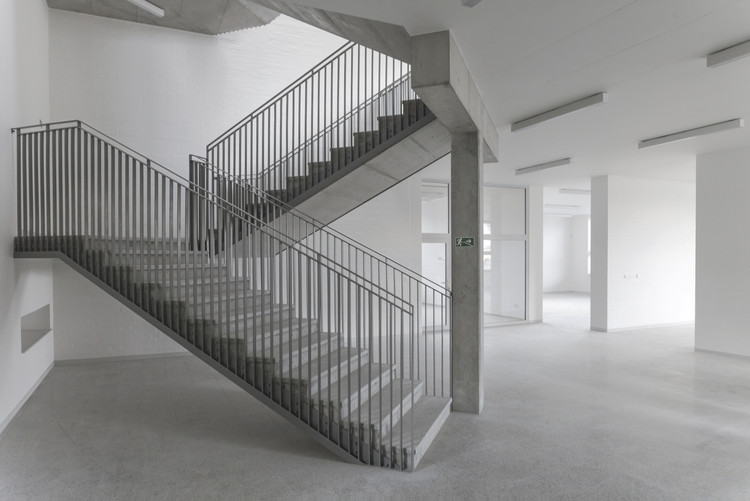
[14,40,453,471]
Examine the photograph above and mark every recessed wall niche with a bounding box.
[21,304,51,353]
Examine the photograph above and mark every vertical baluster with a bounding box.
[31,132,38,248]
[50,128,57,250]
[169,179,175,332]
[43,127,50,250]
[16,131,24,248]
[62,129,70,255]
[260,228,267,397]
[286,246,293,413]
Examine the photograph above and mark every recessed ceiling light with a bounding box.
[461,0,483,6]
[708,39,750,68]
[545,204,581,209]
[638,119,744,149]
[515,158,571,176]
[124,0,165,18]
[559,188,591,195]
[511,93,607,132]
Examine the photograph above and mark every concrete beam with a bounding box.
[411,31,500,162]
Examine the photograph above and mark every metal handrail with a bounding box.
[206,42,415,204]
[13,121,412,311]
[252,73,412,183]
[207,41,356,150]
[14,120,451,470]
[193,154,449,296]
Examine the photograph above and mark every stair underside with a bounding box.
[262,118,451,242]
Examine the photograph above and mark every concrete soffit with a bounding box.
[244,0,412,62]
[47,0,280,35]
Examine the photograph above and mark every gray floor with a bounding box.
[3,300,750,499]
[543,291,591,331]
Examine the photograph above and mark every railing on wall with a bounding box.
[206,42,416,203]
[13,120,449,469]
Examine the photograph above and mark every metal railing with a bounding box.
[13,120,449,470]
[206,42,418,202]
[192,155,452,396]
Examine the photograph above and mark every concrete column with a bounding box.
[526,186,544,323]
[590,176,608,332]
[451,131,483,414]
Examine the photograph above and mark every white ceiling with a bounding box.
[285,0,750,209]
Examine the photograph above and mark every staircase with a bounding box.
[205,42,451,229]
[12,42,451,471]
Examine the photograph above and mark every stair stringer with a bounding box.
[16,249,364,467]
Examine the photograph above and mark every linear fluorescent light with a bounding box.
[515,158,571,176]
[708,39,750,68]
[559,188,591,195]
[638,119,744,149]
[462,0,483,6]
[511,93,607,132]
[125,0,165,17]
[544,204,581,209]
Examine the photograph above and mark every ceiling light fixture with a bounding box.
[638,118,744,149]
[124,0,165,17]
[461,0,483,6]
[515,158,571,175]
[559,188,591,195]
[511,92,607,132]
[707,39,750,68]
[544,204,581,209]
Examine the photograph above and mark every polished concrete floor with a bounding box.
[543,291,591,331]
[2,303,750,499]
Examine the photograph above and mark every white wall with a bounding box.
[0,0,53,433]
[591,175,695,332]
[49,11,345,175]
[543,216,573,292]
[543,214,590,293]
[330,177,422,272]
[570,216,590,293]
[52,262,183,361]
[696,146,750,357]
[47,11,345,360]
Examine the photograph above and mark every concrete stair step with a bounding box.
[293,347,370,396]
[311,363,395,420]
[329,146,356,167]
[252,331,339,374]
[223,316,320,342]
[382,395,452,471]
[346,379,425,440]
[185,293,276,316]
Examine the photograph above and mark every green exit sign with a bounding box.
[455,237,475,247]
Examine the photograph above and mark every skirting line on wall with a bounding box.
[695,348,750,360]
[0,362,54,436]
[54,351,189,366]
[591,320,694,333]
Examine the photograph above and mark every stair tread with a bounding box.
[248,331,337,360]
[293,347,368,384]
[345,379,424,427]
[311,362,393,406]
[382,396,451,449]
